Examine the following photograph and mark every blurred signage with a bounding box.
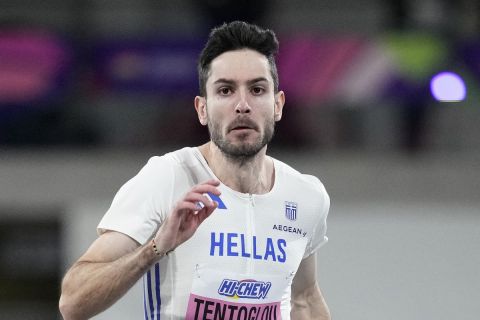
[93,38,203,94]
[0,29,71,105]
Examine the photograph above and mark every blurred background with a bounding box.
[0,0,479,319]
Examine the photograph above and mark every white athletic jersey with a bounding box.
[98,147,330,320]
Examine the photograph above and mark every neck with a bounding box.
[198,142,274,194]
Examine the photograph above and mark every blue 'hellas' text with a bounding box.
[209,232,287,263]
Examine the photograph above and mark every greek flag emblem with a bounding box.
[285,201,298,221]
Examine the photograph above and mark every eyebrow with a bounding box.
[213,77,269,86]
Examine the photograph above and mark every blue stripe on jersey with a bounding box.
[154,263,161,319]
[207,192,227,209]
[146,270,155,319]
[143,276,149,320]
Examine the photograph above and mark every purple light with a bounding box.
[430,72,466,102]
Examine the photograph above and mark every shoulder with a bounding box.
[130,147,197,187]
[274,158,327,191]
[273,157,330,207]
[145,147,211,188]
[144,147,198,171]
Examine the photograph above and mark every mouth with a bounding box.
[228,120,258,132]
[231,126,253,131]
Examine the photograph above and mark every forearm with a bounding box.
[59,243,158,320]
[291,283,331,320]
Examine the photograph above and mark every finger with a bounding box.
[174,201,201,214]
[175,191,216,216]
[191,186,221,198]
[191,182,221,196]
[197,201,218,222]
[184,193,215,210]
[193,179,220,188]
[201,179,220,186]
[207,201,218,216]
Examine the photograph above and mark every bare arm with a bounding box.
[59,231,153,320]
[290,253,331,320]
[59,179,221,320]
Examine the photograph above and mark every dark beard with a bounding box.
[208,116,275,165]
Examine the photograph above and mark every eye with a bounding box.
[251,86,265,95]
[218,87,233,95]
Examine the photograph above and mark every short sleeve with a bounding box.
[303,180,330,259]
[97,156,174,245]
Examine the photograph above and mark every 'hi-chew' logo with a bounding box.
[218,279,271,299]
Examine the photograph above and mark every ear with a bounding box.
[194,96,208,126]
[274,91,285,122]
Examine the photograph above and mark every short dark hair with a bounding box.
[198,21,279,97]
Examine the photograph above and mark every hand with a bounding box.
[153,179,221,255]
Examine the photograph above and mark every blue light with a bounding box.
[430,72,466,102]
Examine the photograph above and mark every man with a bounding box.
[59,21,331,320]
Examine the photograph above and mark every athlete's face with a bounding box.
[195,49,285,158]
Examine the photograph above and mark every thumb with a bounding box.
[198,201,218,222]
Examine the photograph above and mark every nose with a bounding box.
[234,93,251,114]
